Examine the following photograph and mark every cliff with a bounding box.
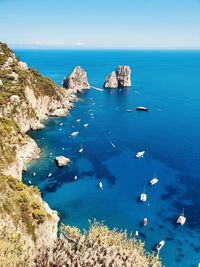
[104,65,131,88]
[0,43,161,267]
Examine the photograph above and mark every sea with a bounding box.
[15,49,200,267]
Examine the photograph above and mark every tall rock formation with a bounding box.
[104,66,131,88]
[63,66,90,92]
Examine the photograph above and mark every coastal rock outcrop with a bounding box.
[104,66,131,88]
[55,156,70,166]
[62,66,90,92]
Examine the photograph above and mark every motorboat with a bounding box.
[32,172,36,177]
[83,123,89,127]
[74,175,78,180]
[143,217,148,226]
[99,181,103,189]
[177,208,186,225]
[126,109,132,112]
[48,173,52,178]
[59,122,63,126]
[109,140,116,148]
[76,119,81,122]
[150,177,159,185]
[136,106,148,111]
[136,151,145,158]
[71,131,79,137]
[156,240,165,251]
[79,145,83,153]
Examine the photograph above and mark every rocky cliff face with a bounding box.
[62,66,90,92]
[0,42,74,265]
[104,65,131,88]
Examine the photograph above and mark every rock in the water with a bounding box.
[103,71,118,88]
[55,156,70,167]
[63,66,90,92]
[104,66,131,88]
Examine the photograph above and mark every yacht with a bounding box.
[99,181,103,189]
[150,177,159,185]
[140,187,147,202]
[136,151,145,158]
[79,145,83,153]
[71,131,79,137]
[143,217,148,226]
[136,106,148,111]
[177,208,186,225]
[156,240,165,251]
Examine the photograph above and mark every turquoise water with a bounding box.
[16,49,200,267]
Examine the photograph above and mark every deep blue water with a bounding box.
[15,49,200,267]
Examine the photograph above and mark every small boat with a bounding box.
[62,147,65,150]
[126,109,132,112]
[76,119,81,122]
[156,240,165,251]
[59,122,63,126]
[177,208,186,225]
[136,151,145,158]
[143,217,148,226]
[140,193,147,202]
[109,140,116,148]
[32,172,36,177]
[83,123,89,127]
[99,181,103,189]
[92,102,95,106]
[74,175,78,180]
[71,131,79,137]
[136,106,148,111]
[89,109,93,112]
[135,230,139,236]
[28,180,32,184]
[79,145,83,153]
[48,173,52,178]
[49,152,53,155]
[150,177,159,186]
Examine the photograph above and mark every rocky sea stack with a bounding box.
[104,65,131,88]
[62,66,90,92]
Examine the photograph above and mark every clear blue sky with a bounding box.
[0,0,200,49]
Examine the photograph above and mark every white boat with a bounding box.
[83,123,89,127]
[177,208,186,225]
[74,175,78,180]
[136,151,145,158]
[32,172,36,177]
[28,180,32,184]
[48,173,52,178]
[126,109,132,112]
[150,177,159,185]
[79,145,83,153]
[59,122,63,126]
[99,181,103,189]
[135,230,139,236]
[156,240,165,251]
[76,119,81,122]
[71,131,79,137]
[109,140,116,148]
[136,106,148,111]
[140,187,147,202]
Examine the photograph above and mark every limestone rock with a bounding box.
[103,71,118,88]
[104,66,131,88]
[55,156,70,167]
[63,66,90,92]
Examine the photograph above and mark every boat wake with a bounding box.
[91,86,104,92]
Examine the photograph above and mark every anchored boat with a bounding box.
[143,217,148,226]
[71,131,79,137]
[99,181,103,189]
[177,208,186,225]
[156,240,165,251]
[140,187,147,202]
[79,144,83,153]
[136,106,148,111]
